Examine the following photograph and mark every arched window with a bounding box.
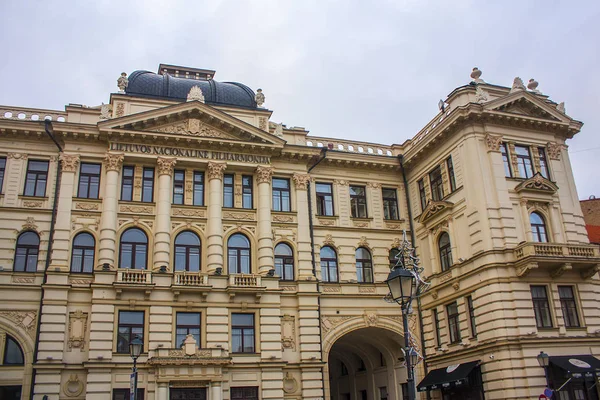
[71,232,95,273]
[355,247,373,283]
[439,232,453,272]
[530,212,548,243]
[3,335,24,365]
[320,246,338,283]
[174,231,201,272]
[119,228,148,269]
[228,234,251,274]
[14,231,40,272]
[275,243,294,281]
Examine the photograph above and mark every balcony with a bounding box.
[114,269,154,298]
[226,274,266,302]
[514,242,600,278]
[172,271,211,300]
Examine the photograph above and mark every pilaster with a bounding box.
[154,157,176,270]
[293,174,313,279]
[256,166,274,274]
[98,153,124,269]
[206,162,226,273]
[51,153,79,271]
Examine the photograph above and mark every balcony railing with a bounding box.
[515,243,600,259]
[229,274,261,287]
[116,269,152,284]
[174,271,209,286]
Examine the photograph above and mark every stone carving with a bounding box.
[115,102,125,117]
[60,154,80,172]
[390,237,401,249]
[7,152,27,159]
[259,117,267,130]
[64,374,84,397]
[321,316,353,334]
[157,157,177,176]
[117,72,128,92]
[470,67,484,83]
[0,310,37,339]
[551,263,572,279]
[172,208,205,217]
[452,282,460,291]
[353,221,369,228]
[323,234,335,246]
[255,88,265,107]
[484,133,502,151]
[22,217,38,231]
[439,271,453,283]
[223,211,255,221]
[431,291,438,299]
[283,372,299,394]
[154,119,222,137]
[357,236,369,248]
[516,263,538,278]
[318,219,335,226]
[23,200,43,208]
[366,182,382,188]
[322,286,341,293]
[364,312,379,326]
[68,310,88,351]
[333,179,349,186]
[12,276,35,284]
[281,315,296,350]
[581,265,600,280]
[273,215,294,223]
[510,77,526,93]
[103,153,124,171]
[120,205,153,214]
[385,223,402,230]
[546,142,565,160]
[99,103,112,119]
[515,173,558,193]
[75,202,100,211]
[475,86,489,103]
[167,347,212,358]
[417,201,454,224]
[527,78,540,93]
[256,166,273,184]
[359,286,375,293]
[69,278,93,285]
[187,86,205,102]
[292,173,310,190]
[274,123,284,138]
[207,162,227,180]
[556,102,566,114]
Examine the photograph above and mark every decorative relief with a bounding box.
[452,282,460,291]
[120,205,153,214]
[223,211,255,221]
[157,157,177,176]
[69,278,93,285]
[256,166,273,184]
[431,291,438,300]
[359,286,376,293]
[353,221,369,228]
[516,263,538,278]
[258,117,267,130]
[318,219,335,226]
[364,312,379,326]
[281,314,296,350]
[23,200,43,208]
[546,142,565,160]
[187,86,205,102]
[22,217,38,231]
[321,316,353,334]
[385,223,403,230]
[333,179,349,186]
[475,85,489,103]
[390,237,401,249]
[68,310,88,351]
[292,173,310,190]
[515,173,558,194]
[173,208,205,218]
[60,154,80,172]
[207,162,227,180]
[484,133,503,151]
[103,153,124,171]
[154,118,223,138]
[12,276,35,284]
[99,103,112,120]
[115,102,125,117]
[0,310,37,339]
[439,271,452,283]
[167,348,212,358]
[322,234,335,246]
[75,202,99,211]
[366,182,381,188]
[273,215,294,223]
[357,236,369,248]
[282,372,299,395]
[63,374,84,397]
[7,153,27,160]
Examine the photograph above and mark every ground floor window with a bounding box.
[231,386,258,400]
[170,387,207,400]
[112,388,145,400]
[0,386,21,399]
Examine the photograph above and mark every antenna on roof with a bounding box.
[438,99,445,112]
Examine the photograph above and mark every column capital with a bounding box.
[103,153,124,171]
[60,153,80,172]
[256,165,273,184]
[157,157,177,176]
[207,162,227,180]
[292,173,310,190]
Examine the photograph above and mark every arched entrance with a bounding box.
[326,327,408,400]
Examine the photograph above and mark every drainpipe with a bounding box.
[30,120,63,399]
[398,154,431,400]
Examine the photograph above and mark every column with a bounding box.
[156,382,168,400]
[256,166,274,274]
[98,153,124,269]
[154,157,177,270]
[293,174,313,278]
[210,382,222,400]
[51,153,79,271]
[520,199,533,242]
[206,162,227,273]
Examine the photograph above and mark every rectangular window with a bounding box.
[382,188,399,220]
[360,390,367,400]
[433,309,442,347]
[231,313,255,353]
[112,389,144,400]
[193,171,204,206]
[272,178,291,212]
[379,386,388,400]
[173,169,185,204]
[467,295,477,338]
[350,185,367,218]
[446,156,456,192]
[77,163,101,199]
[117,310,144,354]
[531,286,553,328]
[501,143,512,177]
[418,179,427,211]
[0,157,6,193]
[231,387,258,400]
[558,286,580,328]
[141,167,154,202]
[447,302,461,344]
[242,175,253,209]
[515,145,534,178]
[538,147,550,179]
[176,312,201,348]
[24,160,49,197]
[121,166,134,201]
[316,182,334,216]
[429,166,444,201]
[401,383,409,400]
[223,174,234,208]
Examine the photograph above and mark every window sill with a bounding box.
[19,195,48,200]
[74,196,101,201]
[350,216,373,221]
[231,352,259,356]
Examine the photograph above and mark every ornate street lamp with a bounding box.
[129,336,143,400]
[537,351,552,397]
[385,267,415,309]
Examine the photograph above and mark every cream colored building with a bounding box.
[0,64,598,400]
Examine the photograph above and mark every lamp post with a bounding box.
[129,336,143,400]
[537,351,551,398]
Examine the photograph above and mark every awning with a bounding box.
[549,355,600,379]
[417,360,480,392]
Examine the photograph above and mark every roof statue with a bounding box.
[274,123,284,138]
[117,72,128,93]
[475,85,489,103]
[99,103,112,120]
[255,89,265,108]
[509,77,526,94]
[470,67,485,84]
[557,102,566,114]
[527,78,541,94]
[187,86,205,103]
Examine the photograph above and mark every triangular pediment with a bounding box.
[515,172,558,194]
[417,200,454,224]
[484,91,568,123]
[99,100,284,146]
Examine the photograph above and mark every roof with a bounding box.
[417,360,480,392]
[585,225,600,244]
[125,70,258,109]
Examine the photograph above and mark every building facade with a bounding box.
[0,64,598,400]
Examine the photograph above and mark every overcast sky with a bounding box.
[1,0,598,198]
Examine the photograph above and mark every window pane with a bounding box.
[3,337,24,365]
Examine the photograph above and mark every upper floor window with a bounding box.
[78,163,101,199]
[24,160,49,197]
[389,248,400,269]
[382,188,399,220]
[355,247,373,283]
[272,178,291,212]
[141,167,155,202]
[433,309,442,347]
[429,166,444,201]
[446,302,461,344]
[242,175,253,209]
[120,166,134,201]
[530,285,552,328]
[174,231,201,272]
[231,387,259,400]
[117,310,144,354]
[0,156,6,193]
[274,243,294,281]
[530,212,548,243]
[316,183,334,216]
[119,228,148,269]
[3,336,24,365]
[515,145,534,178]
[14,231,39,272]
[558,286,580,328]
[501,143,512,177]
[71,232,95,273]
[350,185,367,218]
[438,232,453,271]
[467,295,477,338]
[228,233,250,274]
[320,246,338,283]
[173,169,185,205]
[446,156,456,192]
[418,179,427,211]
[538,147,550,179]
[193,171,204,206]
[176,312,201,348]
[223,174,234,208]
[231,314,255,353]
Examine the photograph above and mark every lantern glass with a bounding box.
[385,268,415,306]
[537,351,550,367]
[129,336,143,359]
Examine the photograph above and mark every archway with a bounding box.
[326,327,409,400]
